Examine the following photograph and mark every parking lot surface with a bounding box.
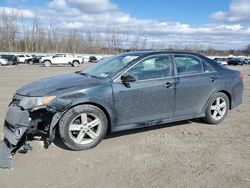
[0,64,250,188]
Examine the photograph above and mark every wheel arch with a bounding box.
[203,90,232,112]
[59,101,113,133]
[43,59,51,63]
[217,90,232,109]
[73,60,80,63]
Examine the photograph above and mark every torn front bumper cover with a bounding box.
[0,97,68,169]
[0,105,30,169]
[4,105,30,145]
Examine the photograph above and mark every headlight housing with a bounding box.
[19,96,55,110]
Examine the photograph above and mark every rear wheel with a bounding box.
[72,61,79,67]
[59,104,108,150]
[202,92,229,124]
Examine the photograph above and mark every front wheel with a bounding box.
[44,60,51,67]
[59,105,108,150]
[202,92,229,124]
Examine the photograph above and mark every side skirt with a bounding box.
[111,113,205,133]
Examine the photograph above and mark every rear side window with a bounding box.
[174,55,203,75]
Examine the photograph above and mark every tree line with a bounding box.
[0,9,249,56]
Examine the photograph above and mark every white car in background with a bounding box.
[213,58,228,66]
[16,54,32,63]
[0,58,9,66]
[40,53,83,67]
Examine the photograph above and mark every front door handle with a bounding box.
[165,82,174,88]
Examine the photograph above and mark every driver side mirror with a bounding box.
[121,73,136,87]
[121,73,136,83]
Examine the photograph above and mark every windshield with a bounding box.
[80,54,140,78]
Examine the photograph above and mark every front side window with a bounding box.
[174,55,203,75]
[203,62,214,73]
[126,56,171,81]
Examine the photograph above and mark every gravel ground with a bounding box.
[0,64,249,188]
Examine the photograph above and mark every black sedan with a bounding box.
[26,55,45,64]
[89,56,98,63]
[0,51,243,168]
[227,58,244,66]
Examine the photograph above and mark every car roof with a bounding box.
[120,50,202,57]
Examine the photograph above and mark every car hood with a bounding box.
[16,73,104,97]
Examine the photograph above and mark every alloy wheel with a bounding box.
[68,113,102,145]
[210,97,227,120]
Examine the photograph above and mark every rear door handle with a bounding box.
[165,82,174,88]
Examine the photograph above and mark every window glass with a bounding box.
[174,55,203,75]
[203,62,214,73]
[127,56,171,81]
[81,55,140,78]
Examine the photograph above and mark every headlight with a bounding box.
[19,96,55,110]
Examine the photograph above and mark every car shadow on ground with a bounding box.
[52,118,203,151]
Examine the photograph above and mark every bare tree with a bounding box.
[0,9,18,51]
[49,22,59,52]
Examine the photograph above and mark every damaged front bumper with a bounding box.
[4,105,30,146]
[3,104,58,146]
[0,96,66,169]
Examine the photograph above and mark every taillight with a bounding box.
[240,72,244,81]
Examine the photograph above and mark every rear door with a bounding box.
[59,54,68,64]
[52,54,67,64]
[173,54,217,117]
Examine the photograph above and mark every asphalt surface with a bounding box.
[0,63,249,188]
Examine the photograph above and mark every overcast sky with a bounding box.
[0,0,250,50]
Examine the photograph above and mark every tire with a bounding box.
[202,92,229,124]
[29,60,34,65]
[72,61,79,67]
[59,104,108,150]
[44,60,51,67]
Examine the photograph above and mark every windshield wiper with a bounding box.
[75,71,91,77]
[75,71,101,79]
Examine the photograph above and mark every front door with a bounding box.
[112,55,175,126]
